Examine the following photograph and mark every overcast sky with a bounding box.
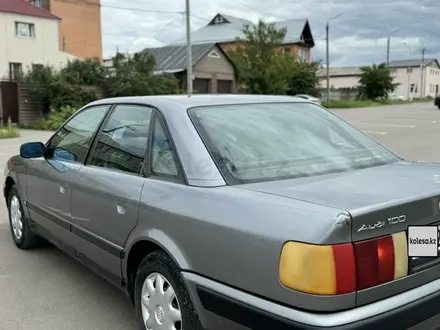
[101,0,439,67]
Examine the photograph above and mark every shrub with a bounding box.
[0,118,20,139]
[32,105,78,131]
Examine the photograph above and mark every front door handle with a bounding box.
[58,183,67,194]
[115,200,127,215]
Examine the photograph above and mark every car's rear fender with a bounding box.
[128,178,354,312]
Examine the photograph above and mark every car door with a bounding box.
[26,105,111,245]
[69,104,153,278]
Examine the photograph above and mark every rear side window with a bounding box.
[46,105,110,163]
[89,104,153,174]
[150,115,180,180]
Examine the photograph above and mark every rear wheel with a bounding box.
[134,250,202,330]
[7,185,40,249]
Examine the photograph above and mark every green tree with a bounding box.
[227,19,294,94]
[60,58,106,86]
[358,64,396,100]
[286,61,321,96]
[101,52,179,97]
[23,64,98,109]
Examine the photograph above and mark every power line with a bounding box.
[52,0,183,14]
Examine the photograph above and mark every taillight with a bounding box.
[354,232,408,290]
[279,242,356,295]
[279,232,408,295]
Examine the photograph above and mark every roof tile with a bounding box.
[169,13,309,46]
[143,43,217,73]
[0,0,60,20]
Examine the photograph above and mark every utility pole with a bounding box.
[325,14,342,103]
[386,36,390,66]
[420,47,425,98]
[185,0,193,95]
[326,23,330,103]
[386,28,402,67]
[403,43,412,100]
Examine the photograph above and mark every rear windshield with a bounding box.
[188,102,400,184]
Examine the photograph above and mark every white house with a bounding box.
[318,59,440,100]
[0,0,76,80]
[388,59,440,99]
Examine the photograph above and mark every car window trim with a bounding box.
[85,103,155,177]
[44,104,114,164]
[142,109,186,185]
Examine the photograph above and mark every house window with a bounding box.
[29,0,42,7]
[208,50,221,58]
[9,62,22,80]
[407,68,413,73]
[410,84,417,93]
[283,47,291,54]
[297,48,308,62]
[15,22,35,38]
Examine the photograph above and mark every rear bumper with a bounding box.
[197,285,440,330]
[182,272,440,330]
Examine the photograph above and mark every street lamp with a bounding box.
[325,13,343,103]
[403,42,412,100]
[386,28,402,66]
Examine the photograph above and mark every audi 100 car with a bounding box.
[4,94,440,330]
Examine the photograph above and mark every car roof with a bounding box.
[87,94,309,110]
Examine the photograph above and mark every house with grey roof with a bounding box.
[143,42,236,93]
[169,13,315,63]
[318,59,440,100]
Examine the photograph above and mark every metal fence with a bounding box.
[319,88,359,101]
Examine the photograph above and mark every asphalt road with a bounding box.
[1,101,440,330]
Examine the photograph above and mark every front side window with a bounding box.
[46,105,110,163]
[89,105,153,174]
[188,102,400,184]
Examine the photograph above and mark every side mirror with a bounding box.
[20,142,46,159]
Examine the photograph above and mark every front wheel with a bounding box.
[134,250,203,330]
[7,185,40,249]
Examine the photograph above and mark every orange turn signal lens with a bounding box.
[279,242,356,295]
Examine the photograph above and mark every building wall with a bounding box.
[391,64,440,99]
[424,63,440,97]
[0,12,76,79]
[49,0,102,60]
[191,46,236,93]
[318,75,360,89]
[320,63,440,100]
[218,42,311,64]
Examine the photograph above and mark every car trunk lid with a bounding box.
[237,161,440,276]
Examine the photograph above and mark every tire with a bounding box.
[134,250,203,330]
[7,185,40,249]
